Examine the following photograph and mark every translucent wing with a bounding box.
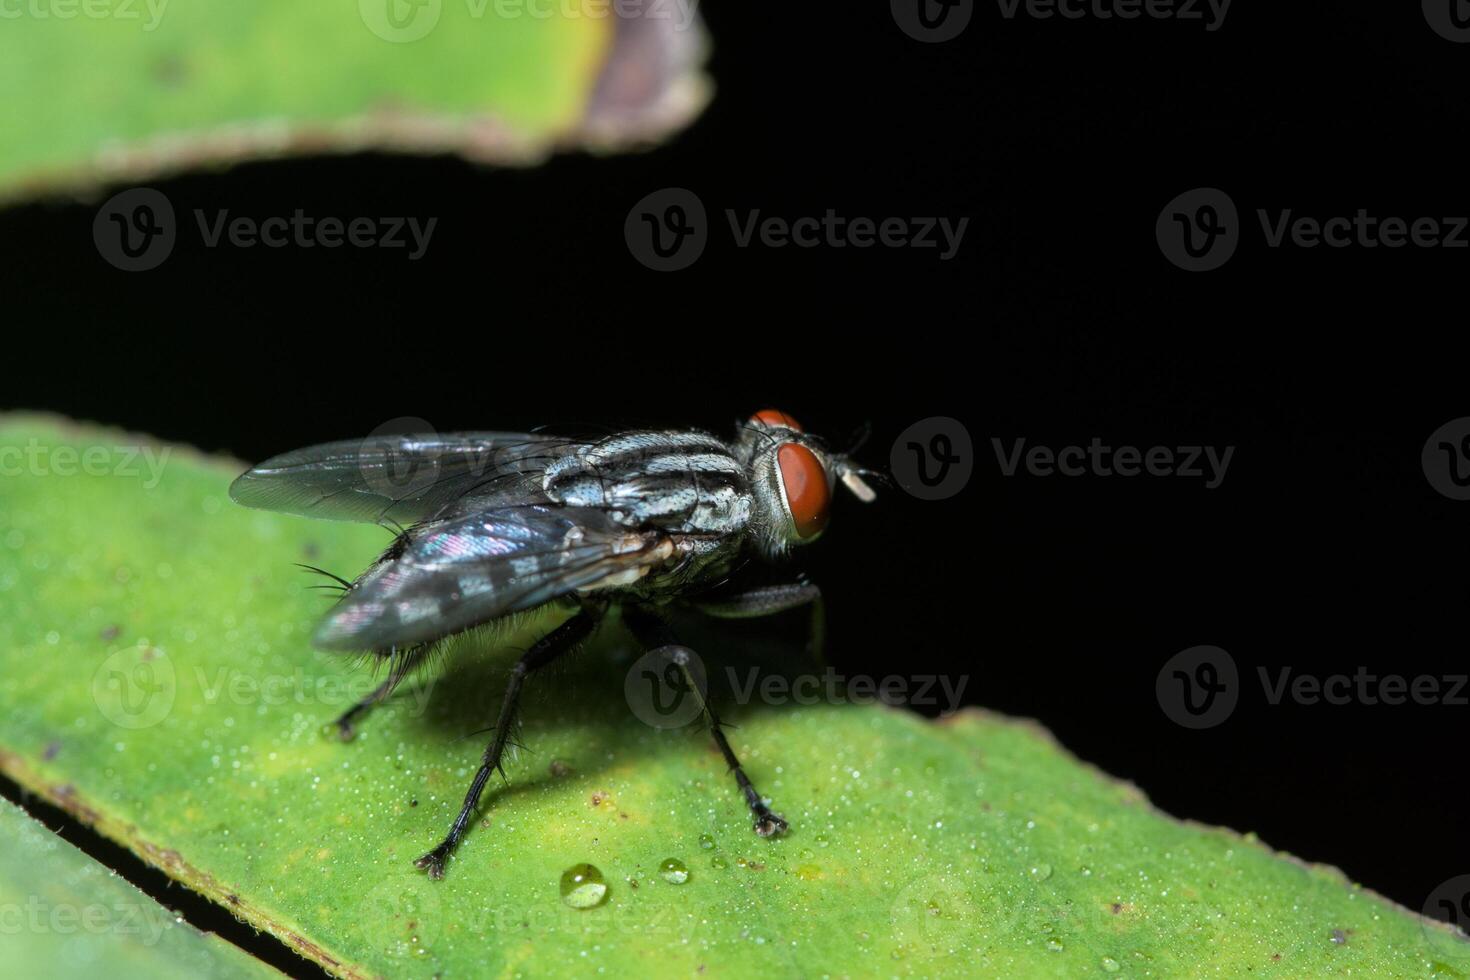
[229,433,575,525]
[313,504,671,651]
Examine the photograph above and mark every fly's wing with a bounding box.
[229,433,575,525]
[313,504,671,651]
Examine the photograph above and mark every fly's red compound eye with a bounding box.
[751,409,803,432]
[777,443,830,540]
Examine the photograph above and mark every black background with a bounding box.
[2,0,1466,925]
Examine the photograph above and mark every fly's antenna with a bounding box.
[833,459,884,503]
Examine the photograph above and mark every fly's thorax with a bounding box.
[540,432,753,536]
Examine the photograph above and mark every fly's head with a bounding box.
[736,409,878,560]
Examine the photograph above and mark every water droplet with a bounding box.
[659,858,689,884]
[815,835,830,848]
[1046,939,1065,953]
[698,833,715,850]
[710,856,729,870]
[1101,956,1121,972]
[559,863,608,909]
[1029,863,1054,881]
[796,864,822,881]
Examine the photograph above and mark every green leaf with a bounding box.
[0,414,1466,977]
[0,797,282,979]
[0,2,708,201]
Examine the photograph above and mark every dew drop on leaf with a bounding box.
[559,863,608,909]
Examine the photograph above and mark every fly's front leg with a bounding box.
[624,606,789,838]
[693,581,825,663]
[415,610,598,879]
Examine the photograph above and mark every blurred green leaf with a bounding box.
[0,415,1466,977]
[0,1,708,200]
[0,798,281,979]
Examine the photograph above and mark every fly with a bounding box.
[229,410,878,878]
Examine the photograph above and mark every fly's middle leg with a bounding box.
[414,610,598,879]
[624,606,789,839]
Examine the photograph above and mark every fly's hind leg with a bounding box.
[331,643,432,742]
[624,606,789,838]
[415,609,598,879]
